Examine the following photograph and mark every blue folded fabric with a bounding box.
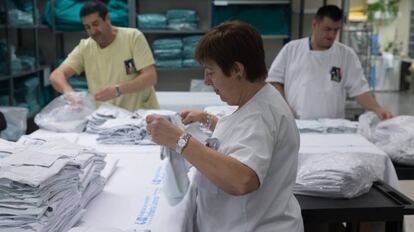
[155,59,182,68]
[182,59,199,68]
[152,38,183,50]
[138,14,167,29]
[154,48,182,60]
[42,0,128,31]
[166,9,198,21]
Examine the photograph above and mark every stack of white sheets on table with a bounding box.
[85,104,150,145]
[0,137,106,232]
[295,152,381,198]
[86,104,182,145]
[0,138,24,159]
[296,133,399,198]
[85,104,132,133]
[295,120,325,133]
[296,118,358,134]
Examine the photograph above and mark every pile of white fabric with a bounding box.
[295,152,382,198]
[296,118,358,134]
[86,105,183,145]
[85,103,132,133]
[358,112,414,165]
[85,104,151,145]
[0,138,24,159]
[295,120,325,133]
[0,137,106,232]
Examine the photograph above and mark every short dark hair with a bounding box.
[195,21,267,82]
[315,5,343,22]
[80,0,108,20]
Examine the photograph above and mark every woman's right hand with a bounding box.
[180,110,206,125]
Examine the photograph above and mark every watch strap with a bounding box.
[115,84,122,97]
[175,133,192,154]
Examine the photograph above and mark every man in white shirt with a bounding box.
[267,5,392,120]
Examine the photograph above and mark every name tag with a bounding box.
[330,66,342,82]
[124,58,137,74]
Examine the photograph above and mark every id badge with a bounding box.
[330,66,342,82]
[124,58,137,74]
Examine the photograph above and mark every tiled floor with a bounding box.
[374,91,414,231]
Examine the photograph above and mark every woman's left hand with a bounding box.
[146,114,183,148]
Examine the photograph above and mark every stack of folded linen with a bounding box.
[182,35,202,68]
[295,120,325,133]
[294,152,383,198]
[0,137,106,232]
[94,117,151,145]
[153,38,183,68]
[296,118,358,134]
[319,118,359,133]
[87,104,181,145]
[86,103,132,133]
[0,138,24,159]
[166,9,198,31]
[137,13,167,29]
[86,104,150,145]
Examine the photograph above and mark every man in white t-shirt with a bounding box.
[267,5,392,120]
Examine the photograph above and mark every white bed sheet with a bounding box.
[300,133,400,189]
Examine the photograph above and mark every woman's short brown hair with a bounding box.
[195,21,267,82]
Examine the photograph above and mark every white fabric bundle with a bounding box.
[0,137,106,232]
[295,120,325,133]
[295,152,382,198]
[296,118,358,134]
[86,105,149,145]
[358,112,414,165]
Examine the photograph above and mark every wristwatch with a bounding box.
[115,84,122,97]
[175,133,192,154]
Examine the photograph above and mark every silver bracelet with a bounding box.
[203,113,212,128]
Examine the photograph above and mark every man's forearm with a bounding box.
[118,66,157,94]
[354,91,382,111]
[50,71,74,93]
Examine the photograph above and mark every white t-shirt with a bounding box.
[194,84,303,232]
[267,38,370,119]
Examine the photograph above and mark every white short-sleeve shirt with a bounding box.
[194,84,303,232]
[267,38,370,119]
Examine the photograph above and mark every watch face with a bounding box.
[178,138,186,147]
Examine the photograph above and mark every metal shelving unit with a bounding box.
[0,0,49,107]
[41,0,293,91]
[342,22,373,82]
